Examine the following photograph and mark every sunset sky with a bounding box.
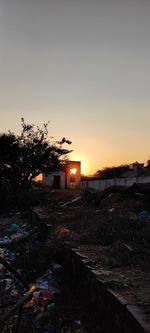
[1,0,150,175]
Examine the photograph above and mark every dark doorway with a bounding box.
[53,175,61,189]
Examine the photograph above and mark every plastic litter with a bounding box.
[10,287,19,297]
[47,303,55,315]
[7,223,18,233]
[5,278,13,291]
[108,207,115,213]
[36,278,49,290]
[138,210,150,220]
[41,290,55,301]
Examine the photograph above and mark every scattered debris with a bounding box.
[138,210,150,220]
[1,186,150,331]
[0,208,87,333]
[0,285,37,325]
[60,196,82,208]
[0,255,29,289]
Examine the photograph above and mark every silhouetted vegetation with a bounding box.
[0,118,72,209]
[95,164,130,179]
[146,159,150,169]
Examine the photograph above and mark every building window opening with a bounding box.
[70,168,77,175]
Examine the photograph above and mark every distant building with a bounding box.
[42,161,81,189]
[129,161,144,171]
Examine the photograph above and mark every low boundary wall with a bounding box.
[62,248,150,333]
[82,176,150,191]
[32,208,150,333]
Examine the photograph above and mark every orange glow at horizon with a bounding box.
[70,154,92,176]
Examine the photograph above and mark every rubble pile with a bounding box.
[1,185,150,330]
[56,189,150,269]
[0,211,87,333]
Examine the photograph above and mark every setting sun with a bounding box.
[70,154,91,175]
[70,168,77,175]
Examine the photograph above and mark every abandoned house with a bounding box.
[42,161,81,189]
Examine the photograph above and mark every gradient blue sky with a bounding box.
[0,0,150,174]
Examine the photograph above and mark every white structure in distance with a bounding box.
[42,161,81,189]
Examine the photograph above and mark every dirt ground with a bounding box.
[1,186,150,330]
[38,187,150,325]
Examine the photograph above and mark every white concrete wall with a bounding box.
[82,176,150,191]
[42,174,53,186]
[42,172,65,188]
[42,161,81,189]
